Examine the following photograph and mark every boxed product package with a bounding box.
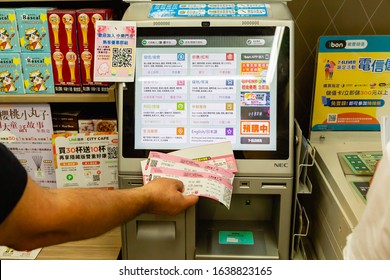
[15,8,53,53]
[76,8,112,93]
[47,9,82,93]
[52,110,80,133]
[0,9,21,52]
[21,52,55,94]
[0,53,25,94]
[78,118,117,133]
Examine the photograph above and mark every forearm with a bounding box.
[0,176,197,251]
[33,187,150,246]
[1,179,151,250]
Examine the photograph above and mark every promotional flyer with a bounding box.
[311,35,390,131]
[52,132,118,189]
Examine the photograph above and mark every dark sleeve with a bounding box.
[0,143,28,224]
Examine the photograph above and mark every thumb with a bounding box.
[183,194,199,206]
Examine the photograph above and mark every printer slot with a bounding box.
[196,220,278,260]
[195,192,285,260]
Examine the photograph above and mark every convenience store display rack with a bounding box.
[0,0,119,104]
[1,85,116,103]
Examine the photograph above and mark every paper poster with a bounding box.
[52,132,118,189]
[0,103,56,188]
[93,20,136,82]
[311,35,390,131]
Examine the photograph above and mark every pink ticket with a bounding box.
[170,141,238,172]
[146,166,233,209]
[143,151,235,184]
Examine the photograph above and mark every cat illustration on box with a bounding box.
[28,70,49,92]
[0,71,19,93]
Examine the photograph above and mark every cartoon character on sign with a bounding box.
[0,28,14,50]
[0,71,18,92]
[24,27,45,50]
[325,59,336,80]
[329,60,336,79]
[97,62,109,75]
[28,70,48,92]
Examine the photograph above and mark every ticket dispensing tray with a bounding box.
[196,177,292,260]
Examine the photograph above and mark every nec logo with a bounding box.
[274,163,288,168]
[325,40,346,49]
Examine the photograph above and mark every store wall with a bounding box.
[287,0,390,137]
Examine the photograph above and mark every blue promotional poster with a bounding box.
[311,35,390,131]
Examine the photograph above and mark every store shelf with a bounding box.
[0,85,116,103]
[0,0,111,2]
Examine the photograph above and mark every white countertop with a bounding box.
[309,131,381,228]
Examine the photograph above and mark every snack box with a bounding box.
[47,9,82,93]
[0,9,21,52]
[52,110,80,133]
[76,8,112,93]
[0,53,25,94]
[21,52,55,94]
[15,7,53,53]
[78,118,117,133]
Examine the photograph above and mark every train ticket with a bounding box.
[147,166,233,209]
[170,141,238,172]
[142,151,235,185]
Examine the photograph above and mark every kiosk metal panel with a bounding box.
[119,1,294,260]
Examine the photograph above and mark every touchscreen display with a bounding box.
[122,26,290,159]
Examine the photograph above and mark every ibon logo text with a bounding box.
[325,40,346,49]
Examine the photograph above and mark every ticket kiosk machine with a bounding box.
[118,1,294,259]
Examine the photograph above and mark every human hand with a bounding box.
[143,177,199,216]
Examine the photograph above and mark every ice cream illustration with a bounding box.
[66,51,77,82]
[62,14,74,47]
[53,51,64,82]
[49,14,60,47]
[81,50,92,81]
[78,13,89,47]
[91,13,103,30]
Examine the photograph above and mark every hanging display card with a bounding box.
[311,35,390,131]
[93,20,136,82]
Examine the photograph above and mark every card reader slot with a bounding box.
[261,183,286,190]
